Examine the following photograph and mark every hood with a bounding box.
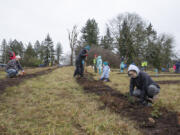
[97,56,101,59]
[84,45,90,51]
[128,65,140,75]
[103,61,108,66]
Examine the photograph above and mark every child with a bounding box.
[120,62,125,73]
[100,62,110,82]
[128,65,160,106]
[96,56,102,75]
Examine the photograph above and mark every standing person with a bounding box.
[175,62,180,73]
[120,62,125,73]
[93,54,97,73]
[5,55,25,78]
[73,45,90,77]
[100,62,110,82]
[96,56,102,75]
[173,64,176,72]
[144,61,148,71]
[141,61,145,71]
[128,65,160,106]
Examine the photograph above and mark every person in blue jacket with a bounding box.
[74,45,90,77]
[100,62,110,82]
[120,62,125,73]
[96,56,102,75]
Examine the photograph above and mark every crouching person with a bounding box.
[5,55,24,78]
[100,62,110,82]
[128,65,160,106]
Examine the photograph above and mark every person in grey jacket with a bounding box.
[128,65,160,106]
[5,55,24,78]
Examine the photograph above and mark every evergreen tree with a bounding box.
[23,42,40,67]
[132,23,147,64]
[44,34,54,66]
[81,19,99,45]
[100,27,114,50]
[56,42,63,64]
[9,39,24,57]
[1,39,8,63]
[34,40,41,58]
[118,20,134,64]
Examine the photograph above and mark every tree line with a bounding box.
[0,34,63,67]
[69,12,176,69]
[1,12,177,69]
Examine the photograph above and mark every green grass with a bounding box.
[0,67,141,135]
[0,71,6,79]
[94,69,180,112]
[0,67,179,135]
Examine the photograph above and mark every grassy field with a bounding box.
[0,67,179,135]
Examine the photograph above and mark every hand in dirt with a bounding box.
[19,71,25,76]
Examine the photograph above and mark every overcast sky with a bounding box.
[0,0,180,54]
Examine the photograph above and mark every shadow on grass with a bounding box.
[76,73,180,135]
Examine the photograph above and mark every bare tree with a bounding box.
[68,25,78,65]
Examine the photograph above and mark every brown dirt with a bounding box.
[0,67,58,94]
[117,72,180,78]
[156,80,180,84]
[76,73,180,135]
[151,75,180,78]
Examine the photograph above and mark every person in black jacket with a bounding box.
[128,65,160,106]
[73,45,90,77]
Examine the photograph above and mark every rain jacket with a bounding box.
[9,51,16,60]
[93,58,97,64]
[120,62,125,69]
[101,65,110,79]
[76,49,88,65]
[128,65,160,101]
[96,56,102,69]
[5,59,23,72]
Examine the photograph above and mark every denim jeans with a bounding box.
[6,69,18,78]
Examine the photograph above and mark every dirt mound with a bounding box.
[0,67,57,94]
[117,72,180,78]
[156,80,180,84]
[151,75,180,78]
[76,73,180,135]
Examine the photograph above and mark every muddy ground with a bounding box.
[156,80,180,84]
[117,72,180,78]
[0,67,58,94]
[76,73,180,135]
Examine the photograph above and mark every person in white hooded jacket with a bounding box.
[100,62,110,82]
[128,65,160,106]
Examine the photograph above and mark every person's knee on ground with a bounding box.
[6,69,17,78]
[101,78,109,82]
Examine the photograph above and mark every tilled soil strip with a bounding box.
[156,80,180,84]
[76,73,180,135]
[117,73,180,78]
[0,67,58,94]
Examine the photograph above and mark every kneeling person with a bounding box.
[100,62,110,82]
[5,55,24,78]
[128,65,160,106]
